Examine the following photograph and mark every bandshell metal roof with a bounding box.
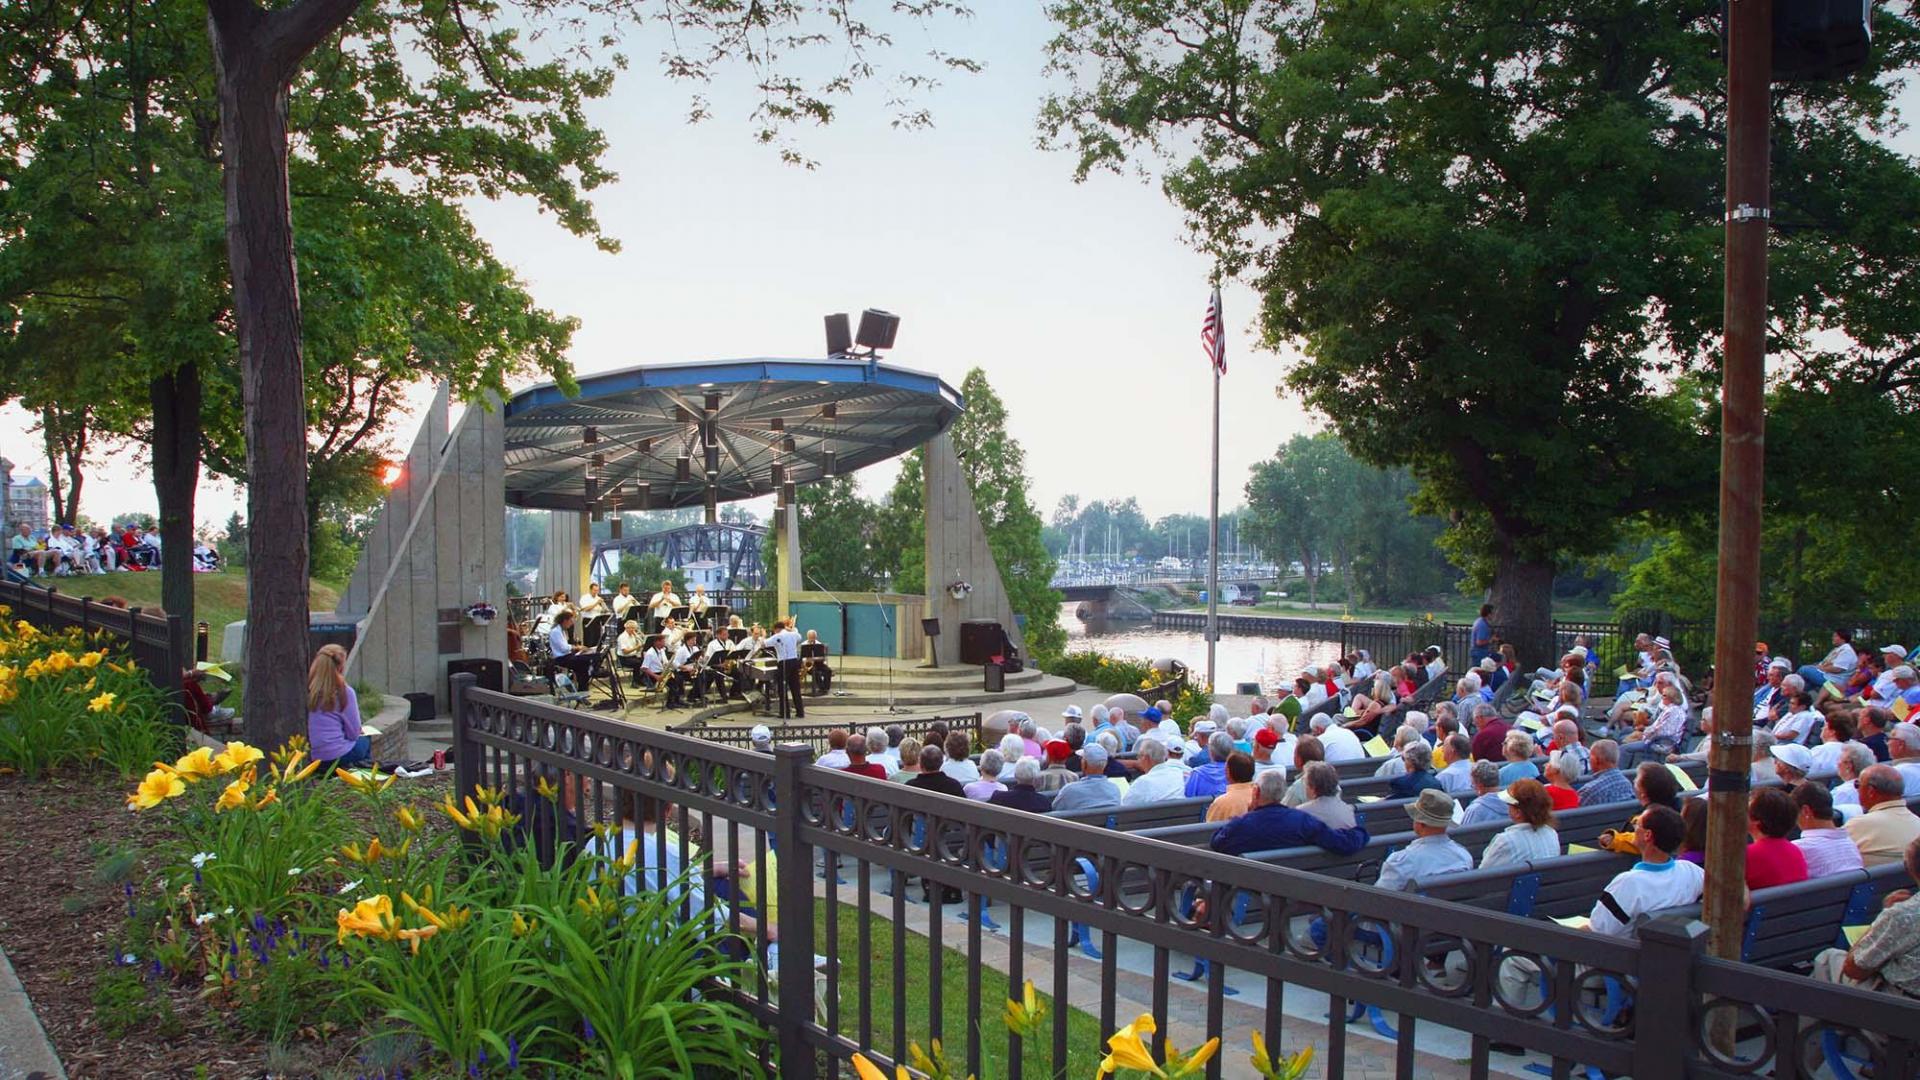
[502,358,964,511]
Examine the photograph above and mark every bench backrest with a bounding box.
[1650,862,1911,969]
[1418,850,1636,919]
[1046,795,1213,832]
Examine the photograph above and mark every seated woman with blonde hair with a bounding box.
[308,644,370,768]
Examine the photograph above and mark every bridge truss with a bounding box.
[591,523,767,588]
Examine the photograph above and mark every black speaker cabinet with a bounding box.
[959,619,1007,667]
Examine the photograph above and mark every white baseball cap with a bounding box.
[1768,743,1814,773]
[749,724,773,745]
[1192,718,1218,735]
[1061,705,1084,720]
[1768,657,1792,671]
[1883,644,1909,659]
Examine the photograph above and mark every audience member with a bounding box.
[1206,753,1258,822]
[1808,712,1856,777]
[1281,735,1326,806]
[1745,787,1809,890]
[1209,771,1370,857]
[1459,761,1512,827]
[1498,731,1541,785]
[1792,782,1865,878]
[1587,806,1703,937]
[1388,740,1442,798]
[965,750,1008,801]
[1578,740,1634,807]
[1049,744,1122,812]
[1434,734,1477,796]
[1479,780,1560,870]
[905,745,965,798]
[1376,790,1472,891]
[1310,713,1366,763]
[842,734,888,780]
[940,732,982,784]
[307,643,370,769]
[816,728,852,770]
[1847,765,1920,866]
[988,759,1054,813]
[1121,738,1188,806]
[1860,707,1894,762]
[1832,742,1878,817]
[1185,731,1239,798]
[1038,740,1077,792]
[1596,763,1685,854]
[889,738,924,783]
[1812,836,1920,998]
[1677,798,1709,865]
[1890,723,1920,793]
[1293,762,1355,829]
[1543,749,1583,810]
[1471,708,1514,762]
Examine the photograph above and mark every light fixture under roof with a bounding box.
[822,403,837,420]
[770,418,784,432]
[583,426,598,445]
[703,390,721,413]
[675,456,691,482]
[822,450,838,476]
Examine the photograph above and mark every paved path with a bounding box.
[0,948,64,1080]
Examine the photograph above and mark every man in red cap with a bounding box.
[1038,739,1077,793]
[1251,725,1286,778]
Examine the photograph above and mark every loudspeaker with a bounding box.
[984,663,1005,693]
[856,309,900,350]
[825,313,853,356]
[959,619,1007,667]
[920,618,941,638]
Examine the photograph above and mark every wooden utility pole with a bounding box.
[1704,0,1772,962]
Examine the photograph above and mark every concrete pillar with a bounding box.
[575,511,592,593]
[923,431,1023,653]
[774,501,801,620]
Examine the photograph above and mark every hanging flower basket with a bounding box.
[946,580,973,601]
[465,601,498,625]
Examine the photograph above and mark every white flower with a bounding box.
[286,867,302,877]
[120,953,136,964]
[222,906,234,915]
[337,879,362,895]
[193,912,217,926]
[189,852,216,869]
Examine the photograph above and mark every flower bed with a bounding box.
[1045,650,1215,723]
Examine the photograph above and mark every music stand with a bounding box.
[590,620,625,711]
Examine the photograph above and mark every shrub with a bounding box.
[0,611,178,779]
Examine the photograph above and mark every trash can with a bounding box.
[403,692,436,722]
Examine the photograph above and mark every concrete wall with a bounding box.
[536,510,588,600]
[342,388,507,712]
[922,431,1023,656]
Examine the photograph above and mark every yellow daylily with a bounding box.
[574,886,616,919]
[269,736,309,768]
[394,806,424,833]
[171,747,221,782]
[473,783,505,807]
[87,691,117,713]
[1164,1037,1219,1079]
[442,794,480,830]
[1099,1014,1164,1077]
[1003,979,1046,1038]
[1249,1033,1314,1080]
[850,1054,908,1080]
[215,777,251,813]
[608,837,638,877]
[336,894,398,942]
[336,767,395,794]
[248,787,280,812]
[535,776,559,802]
[339,836,398,865]
[77,650,104,668]
[280,754,323,784]
[396,924,438,954]
[213,741,264,773]
[511,911,535,937]
[127,768,186,811]
[401,891,471,932]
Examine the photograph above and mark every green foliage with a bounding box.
[92,967,182,1040]
[217,513,248,570]
[795,474,885,592]
[615,552,684,595]
[1046,651,1214,721]
[0,621,179,780]
[1042,0,1920,620]
[877,370,1065,658]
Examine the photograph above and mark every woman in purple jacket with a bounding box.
[308,644,370,768]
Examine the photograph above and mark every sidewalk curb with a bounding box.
[0,947,65,1080]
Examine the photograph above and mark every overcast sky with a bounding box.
[4,5,1914,532]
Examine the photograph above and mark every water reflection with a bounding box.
[1059,604,1334,692]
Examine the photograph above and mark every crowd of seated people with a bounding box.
[6,521,204,577]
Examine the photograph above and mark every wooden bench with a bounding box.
[1650,862,1912,970]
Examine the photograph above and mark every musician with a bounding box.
[578,582,609,645]
[534,590,570,638]
[688,584,711,626]
[728,626,760,699]
[659,616,686,651]
[697,627,732,700]
[610,581,638,622]
[769,617,804,719]
[639,635,668,691]
[615,619,648,687]
[801,629,834,697]
[547,610,596,687]
[647,580,680,628]
[667,631,703,708]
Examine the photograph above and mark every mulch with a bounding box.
[0,767,455,1078]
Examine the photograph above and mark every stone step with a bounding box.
[826,670,1050,692]
[796,672,1080,709]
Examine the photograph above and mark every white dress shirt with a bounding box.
[769,629,801,662]
[1480,824,1560,870]
[1121,761,1191,806]
[1317,725,1366,763]
[548,626,573,657]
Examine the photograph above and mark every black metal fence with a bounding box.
[672,712,983,756]
[0,577,184,704]
[451,674,1920,1080]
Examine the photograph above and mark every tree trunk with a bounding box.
[151,363,201,671]
[1301,545,1318,608]
[42,412,66,525]
[211,8,309,750]
[1488,547,1556,670]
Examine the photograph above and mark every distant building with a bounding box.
[3,462,50,535]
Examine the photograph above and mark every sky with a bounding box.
[3,5,1915,532]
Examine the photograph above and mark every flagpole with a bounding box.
[1206,353,1220,696]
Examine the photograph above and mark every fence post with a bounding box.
[770,742,818,1080]
[165,614,186,720]
[1633,917,1705,1080]
[451,674,478,796]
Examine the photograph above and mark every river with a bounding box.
[1058,603,1333,692]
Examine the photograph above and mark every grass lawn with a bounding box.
[35,569,341,632]
[815,895,1108,1077]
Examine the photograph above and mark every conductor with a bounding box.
[769,617,804,719]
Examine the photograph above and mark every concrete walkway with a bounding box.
[0,949,64,1080]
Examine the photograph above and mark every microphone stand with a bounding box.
[873,590,905,715]
[803,574,858,703]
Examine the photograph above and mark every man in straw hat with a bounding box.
[1375,789,1472,891]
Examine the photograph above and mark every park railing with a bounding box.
[670,711,983,756]
[0,577,184,704]
[451,674,1920,1080]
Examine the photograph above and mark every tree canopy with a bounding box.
[1043,0,1920,659]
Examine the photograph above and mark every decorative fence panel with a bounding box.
[0,578,183,704]
[452,675,1920,1080]
[672,712,983,756]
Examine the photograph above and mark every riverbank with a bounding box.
[1169,598,1615,623]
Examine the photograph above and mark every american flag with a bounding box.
[1201,286,1226,375]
